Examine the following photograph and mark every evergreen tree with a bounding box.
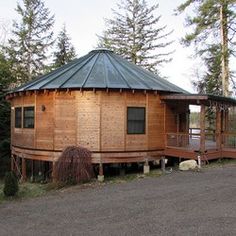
[52,25,76,69]
[192,44,222,129]
[5,0,54,85]
[177,0,236,96]
[98,0,173,73]
[3,172,19,197]
[193,44,222,95]
[0,50,15,176]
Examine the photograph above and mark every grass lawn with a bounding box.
[0,182,50,203]
[204,158,236,168]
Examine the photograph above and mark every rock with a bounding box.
[179,160,197,171]
[143,165,150,174]
[97,175,104,182]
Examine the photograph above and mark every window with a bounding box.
[15,107,22,128]
[127,107,145,134]
[23,107,35,128]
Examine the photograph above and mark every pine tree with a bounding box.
[5,0,54,85]
[193,44,222,95]
[3,172,19,197]
[0,50,14,176]
[98,0,173,73]
[52,25,76,69]
[177,0,236,96]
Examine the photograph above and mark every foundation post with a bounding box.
[98,163,104,182]
[21,158,27,182]
[52,161,56,182]
[161,157,166,173]
[143,159,150,174]
[30,160,34,182]
[119,164,126,176]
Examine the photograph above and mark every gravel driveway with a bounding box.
[0,165,236,236]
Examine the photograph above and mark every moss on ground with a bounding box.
[203,158,236,169]
[0,182,48,203]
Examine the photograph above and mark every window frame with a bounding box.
[23,106,35,129]
[15,107,22,128]
[127,107,146,135]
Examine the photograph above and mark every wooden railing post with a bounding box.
[223,109,229,148]
[189,128,192,139]
[216,106,222,150]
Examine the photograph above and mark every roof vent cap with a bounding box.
[90,48,113,53]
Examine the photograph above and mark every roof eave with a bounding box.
[160,94,236,106]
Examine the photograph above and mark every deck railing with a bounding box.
[189,128,216,141]
[222,133,236,149]
[166,130,217,150]
[166,133,193,148]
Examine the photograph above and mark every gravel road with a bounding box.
[0,165,236,236]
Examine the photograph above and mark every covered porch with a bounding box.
[161,94,236,160]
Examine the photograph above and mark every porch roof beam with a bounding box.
[160,94,236,106]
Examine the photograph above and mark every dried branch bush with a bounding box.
[56,146,94,184]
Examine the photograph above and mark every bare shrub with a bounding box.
[56,146,94,184]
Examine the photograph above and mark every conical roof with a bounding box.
[14,49,187,93]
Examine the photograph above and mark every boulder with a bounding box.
[179,160,197,171]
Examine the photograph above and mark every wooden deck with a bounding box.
[11,145,163,164]
[165,133,236,160]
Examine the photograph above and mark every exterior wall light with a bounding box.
[41,105,46,111]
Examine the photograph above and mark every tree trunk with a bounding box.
[220,1,229,97]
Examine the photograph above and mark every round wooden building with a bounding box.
[7,49,188,180]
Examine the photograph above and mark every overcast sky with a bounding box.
[0,0,197,92]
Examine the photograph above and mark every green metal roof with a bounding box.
[13,49,188,93]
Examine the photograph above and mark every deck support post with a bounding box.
[119,164,126,176]
[30,160,34,182]
[98,163,104,182]
[52,161,56,182]
[11,154,15,172]
[12,155,22,178]
[161,157,166,173]
[143,160,150,174]
[21,158,27,182]
[200,104,206,153]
